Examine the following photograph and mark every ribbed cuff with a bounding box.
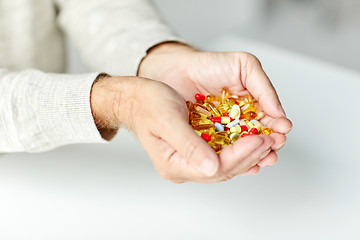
[3,70,106,152]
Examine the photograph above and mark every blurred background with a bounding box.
[68,0,360,72]
[152,0,360,72]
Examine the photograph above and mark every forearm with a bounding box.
[0,69,105,153]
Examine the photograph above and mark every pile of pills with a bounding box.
[187,88,273,153]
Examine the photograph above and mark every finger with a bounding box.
[240,54,286,119]
[160,111,220,177]
[268,132,287,152]
[219,135,274,174]
[240,165,261,176]
[260,116,293,135]
[257,151,278,167]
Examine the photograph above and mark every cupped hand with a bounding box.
[138,43,293,174]
[91,76,275,182]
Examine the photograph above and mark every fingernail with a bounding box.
[260,149,271,160]
[279,105,286,117]
[199,158,217,176]
[274,142,285,151]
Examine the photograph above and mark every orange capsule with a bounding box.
[186,101,193,111]
[262,127,273,135]
[241,111,257,120]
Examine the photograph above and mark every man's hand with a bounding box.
[90,76,275,182]
[138,42,293,174]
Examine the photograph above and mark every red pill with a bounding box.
[210,117,233,124]
[241,132,249,137]
[194,130,211,142]
[223,112,230,117]
[195,93,205,101]
[248,128,259,135]
[240,125,248,133]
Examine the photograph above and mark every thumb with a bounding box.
[242,54,286,118]
[161,112,219,177]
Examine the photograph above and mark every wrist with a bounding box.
[90,74,137,140]
[138,41,196,80]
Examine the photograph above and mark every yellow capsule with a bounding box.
[189,112,208,120]
[200,127,215,135]
[241,103,256,114]
[220,88,229,104]
[211,132,231,145]
[229,132,241,142]
[230,125,241,133]
[225,98,236,106]
[191,118,213,127]
[204,102,221,117]
[208,141,222,153]
[242,94,254,103]
[193,103,212,117]
[217,104,230,114]
[205,95,220,103]
[262,127,273,135]
[241,111,257,120]
[236,100,246,107]
[192,124,215,132]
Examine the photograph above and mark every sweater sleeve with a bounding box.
[0,69,105,153]
[55,0,184,76]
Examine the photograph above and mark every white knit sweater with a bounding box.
[0,0,181,152]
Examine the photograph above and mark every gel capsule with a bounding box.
[193,103,212,117]
[189,112,208,120]
[204,102,222,117]
[205,95,220,103]
[229,132,241,142]
[262,127,273,135]
[220,88,229,104]
[241,111,257,120]
[192,124,215,133]
[208,141,222,153]
[191,118,213,126]
[217,104,230,114]
[211,132,231,145]
[186,101,193,111]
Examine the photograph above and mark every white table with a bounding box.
[1,35,359,240]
